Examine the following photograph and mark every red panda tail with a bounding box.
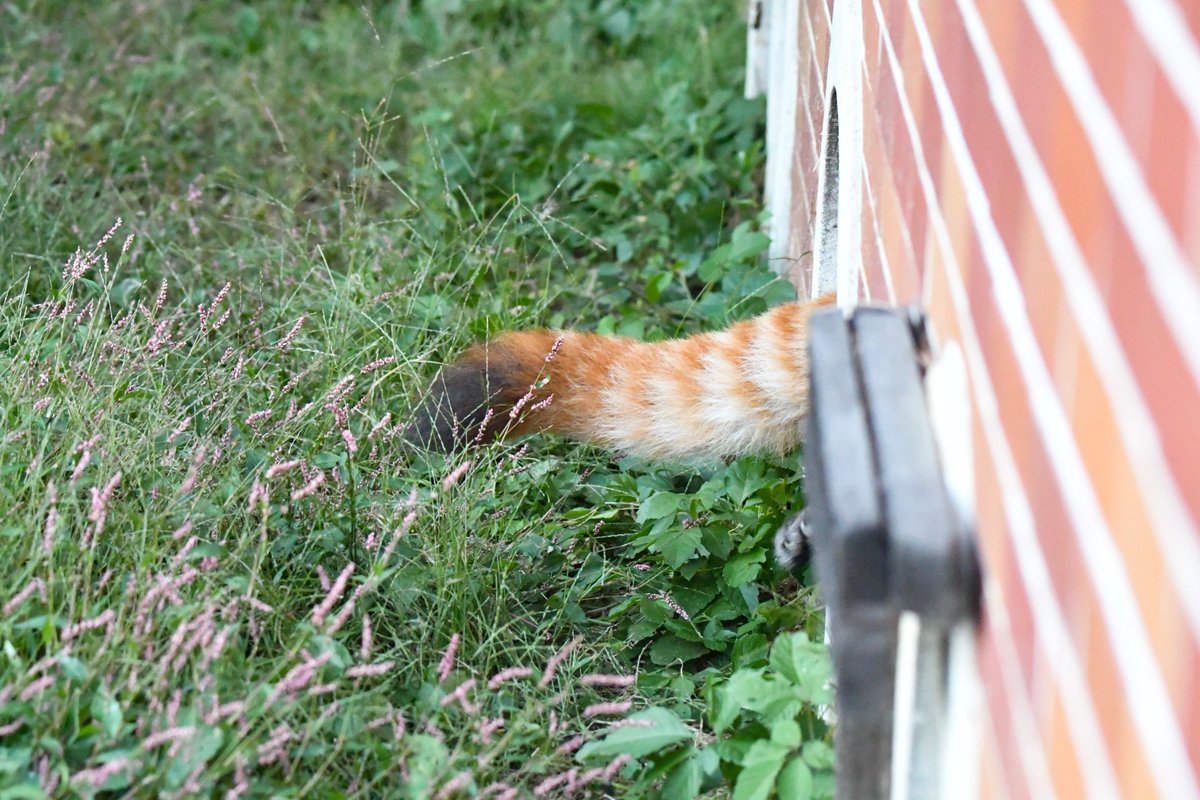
[406,298,830,461]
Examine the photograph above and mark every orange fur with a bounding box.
[407,296,835,461]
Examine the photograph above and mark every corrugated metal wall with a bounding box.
[755,0,1200,795]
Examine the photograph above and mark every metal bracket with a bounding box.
[797,305,981,799]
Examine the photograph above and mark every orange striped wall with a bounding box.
[783,1,1200,796]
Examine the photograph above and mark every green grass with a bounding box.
[0,1,831,797]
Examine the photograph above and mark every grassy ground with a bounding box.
[0,1,831,797]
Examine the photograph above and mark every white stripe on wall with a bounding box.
[1120,0,1200,135]
[980,578,1057,799]
[906,0,1199,794]
[861,164,898,303]
[873,2,1119,794]
[1022,0,1200,390]
[958,0,1200,684]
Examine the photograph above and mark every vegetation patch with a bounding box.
[0,1,831,796]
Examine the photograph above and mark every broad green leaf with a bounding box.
[732,741,790,800]
[727,230,771,262]
[166,726,223,788]
[91,688,123,738]
[0,783,47,799]
[802,740,835,770]
[650,636,710,666]
[56,653,89,682]
[770,719,802,748]
[776,758,814,800]
[770,633,833,704]
[712,670,767,733]
[732,634,770,668]
[0,748,32,773]
[670,583,718,617]
[644,271,674,303]
[577,707,692,760]
[637,492,682,524]
[661,750,702,800]
[653,526,702,569]
[723,550,766,586]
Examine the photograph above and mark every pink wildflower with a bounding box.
[68,453,90,484]
[224,754,249,800]
[346,661,394,679]
[581,673,636,688]
[360,612,373,660]
[241,595,274,614]
[19,675,56,702]
[651,591,690,620]
[141,726,196,750]
[291,471,325,501]
[95,218,122,249]
[277,316,306,350]
[326,373,356,403]
[478,783,518,800]
[153,279,168,314]
[441,460,472,490]
[475,717,505,743]
[266,459,302,479]
[437,633,460,684]
[167,416,192,444]
[68,450,90,482]
[533,772,572,797]
[85,471,121,547]
[584,701,633,718]
[327,581,371,634]
[342,428,358,455]
[360,356,396,374]
[538,635,582,688]
[487,666,533,690]
[507,390,533,420]
[435,771,472,799]
[603,754,632,780]
[247,480,269,512]
[607,718,656,729]
[268,652,332,707]
[178,447,205,494]
[555,735,585,755]
[42,481,58,554]
[62,609,115,641]
[472,408,495,443]
[311,562,355,629]
[256,724,294,766]
[438,679,478,713]
[70,757,131,789]
[245,409,272,427]
[368,412,392,439]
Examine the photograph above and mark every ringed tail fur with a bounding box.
[405,296,835,462]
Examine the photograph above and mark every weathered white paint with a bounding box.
[812,0,865,305]
[761,0,802,275]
